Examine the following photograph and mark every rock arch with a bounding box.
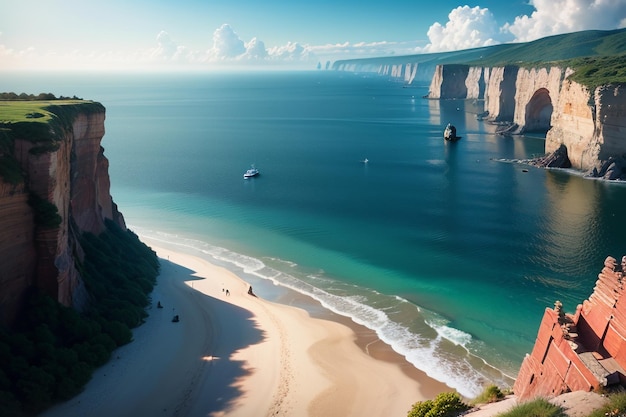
[524,88,553,133]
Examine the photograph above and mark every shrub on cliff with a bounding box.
[0,128,24,185]
[497,398,566,417]
[471,384,506,405]
[407,392,470,417]
[27,193,62,229]
[0,155,23,185]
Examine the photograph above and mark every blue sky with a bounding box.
[1,0,625,71]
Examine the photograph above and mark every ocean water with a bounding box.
[5,70,626,397]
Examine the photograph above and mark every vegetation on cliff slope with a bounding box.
[0,220,160,417]
[497,399,566,417]
[465,28,626,67]
[407,392,470,417]
[565,55,626,88]
[27,194,62,229]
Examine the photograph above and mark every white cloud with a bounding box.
[312,40,417,56]
[419,1,626,54]
[151,31,196,63]
[266,42,310,61]
[5,0,625,72]
[154,31,178,58]
[205,24,315,66]
[208,24,246,60]
[424,6,502,52]
[244,37,268,60]
[504,0,626,42]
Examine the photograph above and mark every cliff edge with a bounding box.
[0,100,125,326]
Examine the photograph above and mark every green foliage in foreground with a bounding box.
[0,220,159,417]
[407,392,470,417]
[497,398,566,417]
[586,392,626,417]
[470,384,505,406]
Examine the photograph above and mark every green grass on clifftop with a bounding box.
[0,98,105,185]
[566,55,626,88]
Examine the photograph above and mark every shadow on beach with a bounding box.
[42,257,267,417]
[149,258,268,416]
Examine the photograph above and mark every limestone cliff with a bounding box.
[428,63,626,176]
[0,102,125,326]
[547,82,626,173]
[427,65,470,99]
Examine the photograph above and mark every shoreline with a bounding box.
[269,277,454,399]
[42,240,452,417]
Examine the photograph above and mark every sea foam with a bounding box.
[131,227,505,398]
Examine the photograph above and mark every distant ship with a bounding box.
[243,165,259,179]
[444,123,461,142]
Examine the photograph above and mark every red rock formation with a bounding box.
[0,103,125,325]
[514,256,626,401]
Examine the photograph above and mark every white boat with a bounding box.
[243,165,259,178]
[361,158,369,164]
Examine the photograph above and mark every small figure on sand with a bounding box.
[157,301,163,309]
[225,289,230,296]
[172,315,180,323]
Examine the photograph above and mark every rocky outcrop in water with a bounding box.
[527,143,572,169]
[0,102,125,325]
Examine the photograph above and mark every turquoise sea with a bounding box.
[4,70,626,397]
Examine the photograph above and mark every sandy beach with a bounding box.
[41,240,452,417]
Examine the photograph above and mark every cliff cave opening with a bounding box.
[524,88,553,133]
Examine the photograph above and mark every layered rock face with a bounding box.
[429,63,626,175]
[428,65,470,99]
[0,104,125,325]
[514,256,626,401]
[465,66,487,100]
[547,83,626,172]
